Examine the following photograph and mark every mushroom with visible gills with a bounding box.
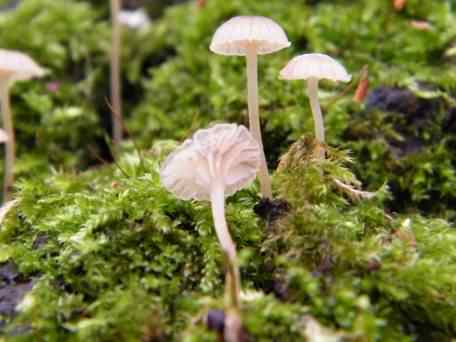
[210,16,290,199]
[279,53,351,157]
[160,123,261,314]
[0,49,46,201]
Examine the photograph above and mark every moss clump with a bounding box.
[0,138,455,340]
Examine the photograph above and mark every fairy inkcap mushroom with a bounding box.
[280,53,351,157]
[0,49,46,201]
[210,16,291,199]
[160,123,261,310]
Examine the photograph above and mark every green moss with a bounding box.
[0,139,455,340]
[0,0,455,340]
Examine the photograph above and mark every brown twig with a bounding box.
[353,65,369,103]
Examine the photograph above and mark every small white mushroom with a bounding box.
[280,53,351,157]
[0,129,8,144]
[160,123,261,309]
[210,16,291,199]
[118,8,150,30]
[0,49,45,201]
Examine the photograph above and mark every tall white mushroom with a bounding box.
[160,123,261,311]
[280,53,351,157]
[210,16,290,199]
[0,49,46,201]
[110,0,123,146]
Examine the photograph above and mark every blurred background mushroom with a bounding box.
[118,7,150,29]
[0,49,45,201]
[0,129,8,144]
[210,16,290,199]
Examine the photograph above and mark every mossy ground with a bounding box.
[0,0,455,341]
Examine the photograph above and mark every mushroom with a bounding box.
[160,123,261,310]
[0,129,8,144]
[0,49,46,201]
[118,8,150,30]
[279,53,351,157]
[210,16,290,199]
[110,0,123,146]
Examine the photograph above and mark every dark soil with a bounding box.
[0,262,33,326]
[206,309,225,333]
[254,198,290,224]
[365,86,441,158]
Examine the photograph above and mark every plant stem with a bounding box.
[0,80,14,202]
[307,78,325,159]
[110,0,123,146]
[210,181,240,310]
[246,45,272,199]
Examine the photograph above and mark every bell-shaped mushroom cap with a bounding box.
[0,49,46,81]
[210,16,291,56]
[160,123,261,201]
[279,53,351,82]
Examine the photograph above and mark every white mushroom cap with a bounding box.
[0,129,8,143]
[279,53,351,82]
[160,123,261,201]
[0,49,46,81]
[118,8,150,29]
[210,16,291,56]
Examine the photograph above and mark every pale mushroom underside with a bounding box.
[160,124,261,201]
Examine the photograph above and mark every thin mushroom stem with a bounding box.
[307,78,325,158]
[110,0,123,146]
[0,80,14,202]
[246,45,272,199]
[210,181,240,310]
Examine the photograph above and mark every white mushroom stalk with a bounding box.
[246,44,272,199]
[210,179,241,308]
[307,77,325,143]
[160,124,261,310]
[110,0,123,146]
[210,16,291,199]
[0,80,14,201]
[280,53,351,158]
[0,49,45,201]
